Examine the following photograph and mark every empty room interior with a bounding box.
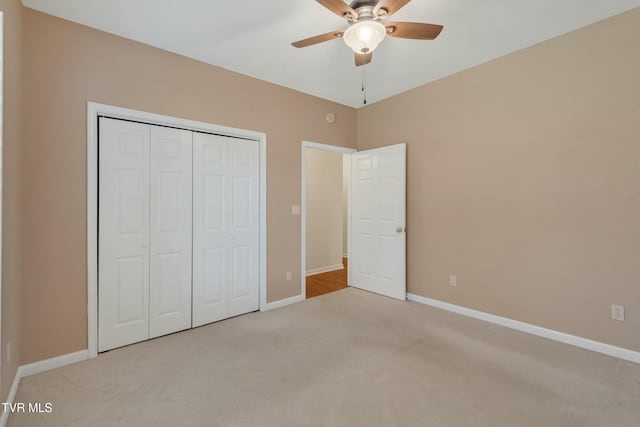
[1,0,640,426]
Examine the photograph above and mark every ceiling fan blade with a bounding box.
[374,0,412,17]
[355,52,372,67]
[291,30,345,48]
[316,0,357,19]
[385,22,443,40]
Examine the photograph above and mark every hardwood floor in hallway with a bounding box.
[306,258,348,299]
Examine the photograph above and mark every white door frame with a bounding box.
[301,141,356,299]
[87,102,267,359]
[0,12,4,381]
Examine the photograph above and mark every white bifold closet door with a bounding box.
[99,118,193,352]
[192,133,260,327]
[148,126,193,339]
[99,118,151,352]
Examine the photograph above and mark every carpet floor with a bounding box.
[8,288,640,427]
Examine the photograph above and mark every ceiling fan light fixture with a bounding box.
[343,20,386,54]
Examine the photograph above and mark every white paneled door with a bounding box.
[192,133,260,327]
[350,143,406,300]
[149,126,193,339]
[99,118,151,352]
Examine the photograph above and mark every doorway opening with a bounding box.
[301,141,356,299]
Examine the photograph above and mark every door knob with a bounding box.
[396,227,405,233]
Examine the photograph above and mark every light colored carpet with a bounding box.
[8,288,640,427]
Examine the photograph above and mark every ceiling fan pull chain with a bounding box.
[363,66,368,105]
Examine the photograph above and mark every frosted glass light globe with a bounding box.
[343,20,386,54]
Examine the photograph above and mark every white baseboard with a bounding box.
[0,367,22,427]
[306,264,344,277]
[260,295,305,312]
[407,293,640,364]
[1,349,89,426]
[20,350,89,378]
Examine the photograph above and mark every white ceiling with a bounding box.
[21,0,640,108]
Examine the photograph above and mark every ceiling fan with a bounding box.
[292,0,444,67]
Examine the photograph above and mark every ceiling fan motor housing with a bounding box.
[350,1,380,10]
[353,3,380,18]
[346,1,388,20]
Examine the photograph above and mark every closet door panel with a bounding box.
[193,134,260,326]
[98,118,150,352]
[228,140,260,316]
[149,126,193,338]
[193,134,230,326]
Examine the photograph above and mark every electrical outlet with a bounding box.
[611,304,625,321]
[291,205,301,215]
[286,271,292,281]
[449,275,457,287]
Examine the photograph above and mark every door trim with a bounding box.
[87,102,267,359]
[0,12,4,385]
[301,141,356,299]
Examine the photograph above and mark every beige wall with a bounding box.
[305,148,344,273]
[0,0,22,400]
[357,8,640,352]
[20,8,356,364]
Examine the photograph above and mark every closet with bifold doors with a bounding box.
[98,117,259,352]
